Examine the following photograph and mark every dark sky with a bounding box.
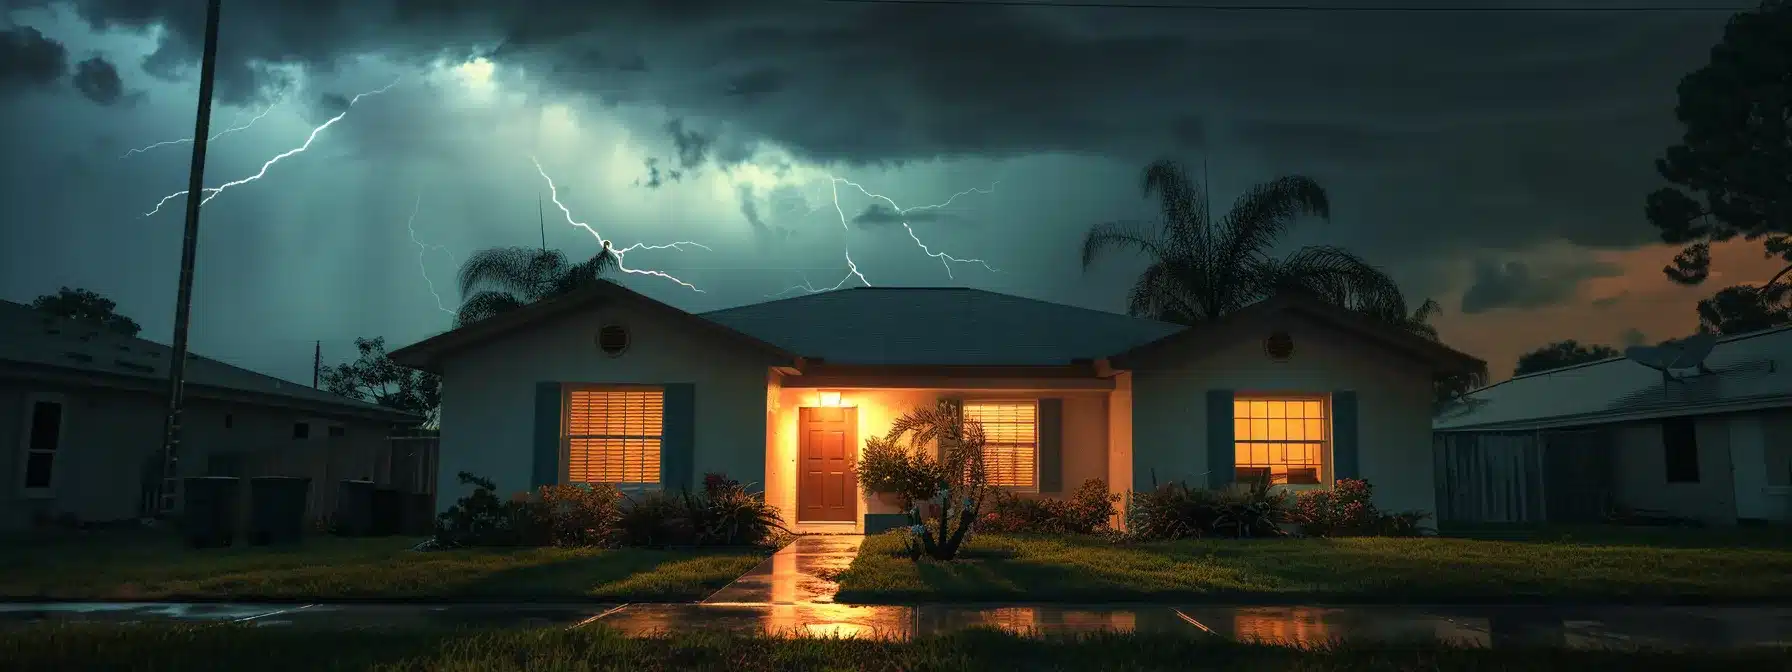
[1,0,1782,384]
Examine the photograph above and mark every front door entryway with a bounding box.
[797,406,858,522]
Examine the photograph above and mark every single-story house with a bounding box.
[390,283,1484,533]
[0,300,421,530]
[1432,325,1792,526]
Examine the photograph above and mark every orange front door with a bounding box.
[798,406,858,522]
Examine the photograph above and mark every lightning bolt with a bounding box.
[143,79,401,218]
[404,193,460,316]
[766,270,825,298]
[783,176,1000,296]
[529,156,711,292]
[121,99,281,159]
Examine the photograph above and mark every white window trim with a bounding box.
[18,392,69,499]
[563,386,665,488]
[1233,395,1332,488]
[965,399,1041,494]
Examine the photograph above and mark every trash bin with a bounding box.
[371,488,404,536]
[248,476,311,545]
[401,493,436,536]
[182,476,242,548]
[334,479,376,536]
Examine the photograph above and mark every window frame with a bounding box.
[563,384,665,490]
[963,399,1041,493]
[18,392,68,498]
[1231,394,1331,488]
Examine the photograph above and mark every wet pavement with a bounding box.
[5,601,1791,649]
[703,534,863,605]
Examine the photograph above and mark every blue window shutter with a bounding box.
[1332,390,1360,480]
[662,383,696,493]
[533,382,563,488]
[1037,398,1063,493]
[1206,389,1235,488]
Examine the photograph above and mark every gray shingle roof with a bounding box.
[0,300,416,421]
[698,287,1186,365]
[1434,325,1792,431]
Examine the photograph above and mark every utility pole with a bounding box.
[312,340,321,388]
[151,0,223,517]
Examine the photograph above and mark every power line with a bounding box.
[817,0,1751,11]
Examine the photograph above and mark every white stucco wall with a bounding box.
[1609,418,1738,525]
[766,386,1112,532]
[435,300,773,510]
[1128,315,1440,516]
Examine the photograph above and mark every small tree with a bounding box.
[880,400,989,561]
[32,287,141,337]
[1513,339,1621,376]
[319,337,440,424]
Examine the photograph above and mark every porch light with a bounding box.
[818,391,843,407]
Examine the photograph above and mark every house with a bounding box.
[0,300,421,530]
[1432,325,1792,526]
[389,283,1483,533]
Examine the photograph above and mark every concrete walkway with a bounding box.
[5,536,1792,649]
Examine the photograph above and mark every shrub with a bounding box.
[432,472,553,548]
[535,483,623,548]
[688,473,788,546]
[1126,479,1292,540]
[1291,478,1430,537]
[617,474,788,548]
[979,479,1120,535]
[856,435,950,509]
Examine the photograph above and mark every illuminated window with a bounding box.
[1233,398,1327,485]
[566,388,663,485]
[965,401,1038,490]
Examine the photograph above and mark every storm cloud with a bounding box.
[1460,257,1626,315]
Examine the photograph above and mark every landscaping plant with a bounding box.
[1290,478,1431,537]
[980,478,1120,534]
[856,435,951,508]
[685,473,789,546]
[431,472,553,548]
[1125,477,1292,540]
[875,400,991,561]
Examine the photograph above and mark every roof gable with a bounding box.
[698,287,1186,366]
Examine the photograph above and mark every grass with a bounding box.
[2,624,1782,672]
[834,531,1792,605]
[0,531,768,602]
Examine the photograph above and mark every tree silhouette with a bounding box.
[31,286,141,337]
[1513,340,1621,377]
[319,337,439,424]
[1646,1,1792,323]
[454,246,620,327]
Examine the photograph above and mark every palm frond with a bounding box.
[1264,245,1407,316]
[457,247,568,300]
[547,249,621,296]
[1080,221,1164,271]
[453,291,529,328]
[1216,175,1329,272]
[1141,159,1210,252]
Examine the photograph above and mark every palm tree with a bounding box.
[1082,159,1415,324]
[454,246,619,327]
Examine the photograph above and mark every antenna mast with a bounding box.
[537,194,546,252]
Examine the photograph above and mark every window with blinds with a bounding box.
[964,400,1038,490]
[1233,398,1327,485]
[566,388,663,485]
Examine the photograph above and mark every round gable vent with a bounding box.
[597,324,630,357]
[1264,331,1294,361]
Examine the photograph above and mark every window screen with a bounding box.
[566,388,663,485]
[965,401,1038,490]
[1233,398,1327,485]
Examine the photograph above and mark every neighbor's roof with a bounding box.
[699,287,1187,366]
[0,300,419,423]
[1434,325,1792,432]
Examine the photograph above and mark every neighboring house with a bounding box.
[1433,325,1792,526]
[0,300,421,530]
[390,283,1482,533]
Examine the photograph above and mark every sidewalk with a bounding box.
[4,536,1792,649]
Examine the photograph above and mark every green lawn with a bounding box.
[0,532,768,602]
[4,624,1780,672]
[834,531,1792,605]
